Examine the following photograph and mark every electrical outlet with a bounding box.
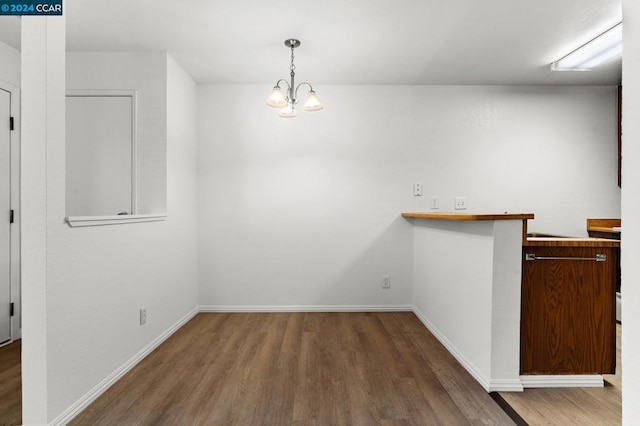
[413,183,423,196]
[454,197,467,210]
[140,308,147,325]
[429,196,439,209]
[382,275,391,289]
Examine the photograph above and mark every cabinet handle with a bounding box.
[525,253,606,262]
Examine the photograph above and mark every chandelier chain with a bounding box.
[290,45,296,73]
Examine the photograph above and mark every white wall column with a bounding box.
[21,11,66,425]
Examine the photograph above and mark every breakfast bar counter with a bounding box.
[403,211,617,391]
[403,211,532,392]
[401,212,535,221]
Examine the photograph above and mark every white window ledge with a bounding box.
[65,214,167,227]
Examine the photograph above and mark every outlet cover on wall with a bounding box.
[413,183,423,196]
[382,275,391,289]
[140,308,147,325]
[454,197,467,210]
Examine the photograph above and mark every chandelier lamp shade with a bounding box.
[266,39,323,118]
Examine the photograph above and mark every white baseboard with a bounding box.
[487,379,524,392]
[50,307,199,426]
[520,375,604,388]
[199,305,414,313]
[411,307,605,392]
[412,306,500,392]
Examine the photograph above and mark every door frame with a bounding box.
[0,78,21,343]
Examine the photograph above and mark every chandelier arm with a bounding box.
[275,79,291,90]
[294,82,314,101]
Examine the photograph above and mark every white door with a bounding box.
[0,88,11,344]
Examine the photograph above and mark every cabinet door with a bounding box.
[520,247,616,375]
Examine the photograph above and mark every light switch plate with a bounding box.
[429,196,439,209]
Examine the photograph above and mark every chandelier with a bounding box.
[266,39,323,118]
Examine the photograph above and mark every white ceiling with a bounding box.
[0,0,622,85]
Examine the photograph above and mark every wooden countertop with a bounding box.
[525,237,620,248]
[402,213,620,247]
[401,212,534,221]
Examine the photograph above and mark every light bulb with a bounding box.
[302,90,324,112]
[278,104,298,118]
[266,86,288,108]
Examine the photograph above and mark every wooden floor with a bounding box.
[0,315,622,425]
[500,323,622,426]
[72,312,514,425]
[0,339,21,426]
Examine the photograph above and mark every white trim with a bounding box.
[488,379,524,392]
[199,305,414,313]
[130,92,138,214]
[50,307,198,426]
[520,375,604,388]
[65,214,167,227]
[412,306,524,392]
[412,306,500,392]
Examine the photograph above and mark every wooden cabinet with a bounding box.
[520,246,617,375]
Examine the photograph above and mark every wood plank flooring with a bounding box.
[500,323,622,425]
[0,315,623,426]
[0,340,21,426]
[71,312,514,425]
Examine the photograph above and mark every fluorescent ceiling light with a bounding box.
[551,22,622,71]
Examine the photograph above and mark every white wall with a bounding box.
[412,86,620,238]
[29,51,199,422]
[0,39,20,86]
[198,85,415,308]
[66,52,167,214]
[622,0,640,423]
[412,219,523,392]
[413,220,494,381]
[198,84,619,308]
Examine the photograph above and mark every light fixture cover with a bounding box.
[266,87,288,108]
[551,22,623,71]
[302,91,324,112]
[278,105,298,118]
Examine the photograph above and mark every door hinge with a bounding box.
[9,210,14,224]
[10,303,14,317]
[9,117,14,131]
